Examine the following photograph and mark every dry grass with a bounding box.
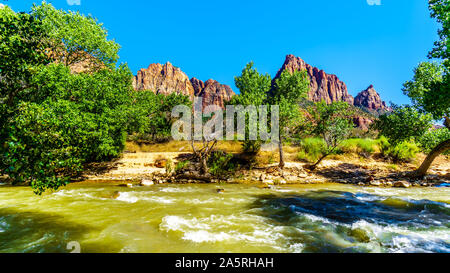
[125,140,243,154]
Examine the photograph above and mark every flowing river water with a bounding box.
[0,182,449,253]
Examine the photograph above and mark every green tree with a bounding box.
[373,105,433,144]
[305,101,355,170]
[0,3,132,194]
[230,62,271,153]
[128,91,191,141]
[31,2,119,70]
[269,69,310,168]
[402,0,450,177]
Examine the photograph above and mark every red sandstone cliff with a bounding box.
[274,54,355,105]
[191,78,235,109]
[133,62,195,98]
[133,62,234,109]
[354,85,388,111]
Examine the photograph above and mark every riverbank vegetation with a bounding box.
[0,1,449,194]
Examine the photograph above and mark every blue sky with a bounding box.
[5,0,440,105]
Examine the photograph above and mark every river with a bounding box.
[0,182,449,253]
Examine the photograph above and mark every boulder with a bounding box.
[140,179,154,186]
[155,159,167,168]
[394,181,411,188]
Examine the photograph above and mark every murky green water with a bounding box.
[0,182,449,253]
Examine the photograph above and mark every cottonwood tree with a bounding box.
[305,101,355,170]
[373,104,433,144]
[229,62,271,153]
[402,0,450,177]
[269,70,310,168]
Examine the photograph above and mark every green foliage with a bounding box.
[296,138,327,162]
[402,0,450,126]
[0,5,51,112]
[241,141,261,154]
[339,138,378,157]
[307,101,355,151]
[388,141,421,163]
[378,136,420,163]
[373,105,433,145]
[230,62,272,153]
[270,69,310,137]
[175,160,190,173]
[232,62,271,106]
[419,128,450,155]
[31,2,120,69]
[128,91,191,141]
[0,4,131,194]
[165,158,174,174]
[403,62,449,122]
[208,151,235,176]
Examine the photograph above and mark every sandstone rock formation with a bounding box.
[354,85,388,111]
[133,62,234,109]
[133,62,195,98]
[191,78,235,109]
[274,54,354,104]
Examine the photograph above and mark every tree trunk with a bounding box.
[278,136,285,169]
[201,157,208,175]
[413,138,450,177]
[307,153,329,171]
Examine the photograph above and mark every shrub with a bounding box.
[297,138,327,162]
[208,151,235,176]
[389,141,420,162]
[165,159,174,174]
[419,128,450,155]
[175,160,190,173]
[339,138,378,157]
[379,136,420,163]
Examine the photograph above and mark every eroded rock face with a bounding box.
[133,62,235,109]
[353,116,374,131]
[191,78,235,109]
[274,54,354,104]
[354,85,388,111]
[133,62,195,98]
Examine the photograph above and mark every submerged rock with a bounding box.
[348,228,371,243]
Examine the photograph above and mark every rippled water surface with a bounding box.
[0,182,449,253]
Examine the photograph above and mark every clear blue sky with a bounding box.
[5,0,440,105]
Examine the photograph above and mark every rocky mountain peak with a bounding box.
[191,78,235,109]
[354,85,388,111]
[133,61,195,98]
[274,54,354,105]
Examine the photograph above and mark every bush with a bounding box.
[389,141,420,163]
[339,138,378,157]
[379,136,420,163]
[419,128,450,155]
[175,160,190,173]
[208,151,235,176]
[297,138,327,162]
